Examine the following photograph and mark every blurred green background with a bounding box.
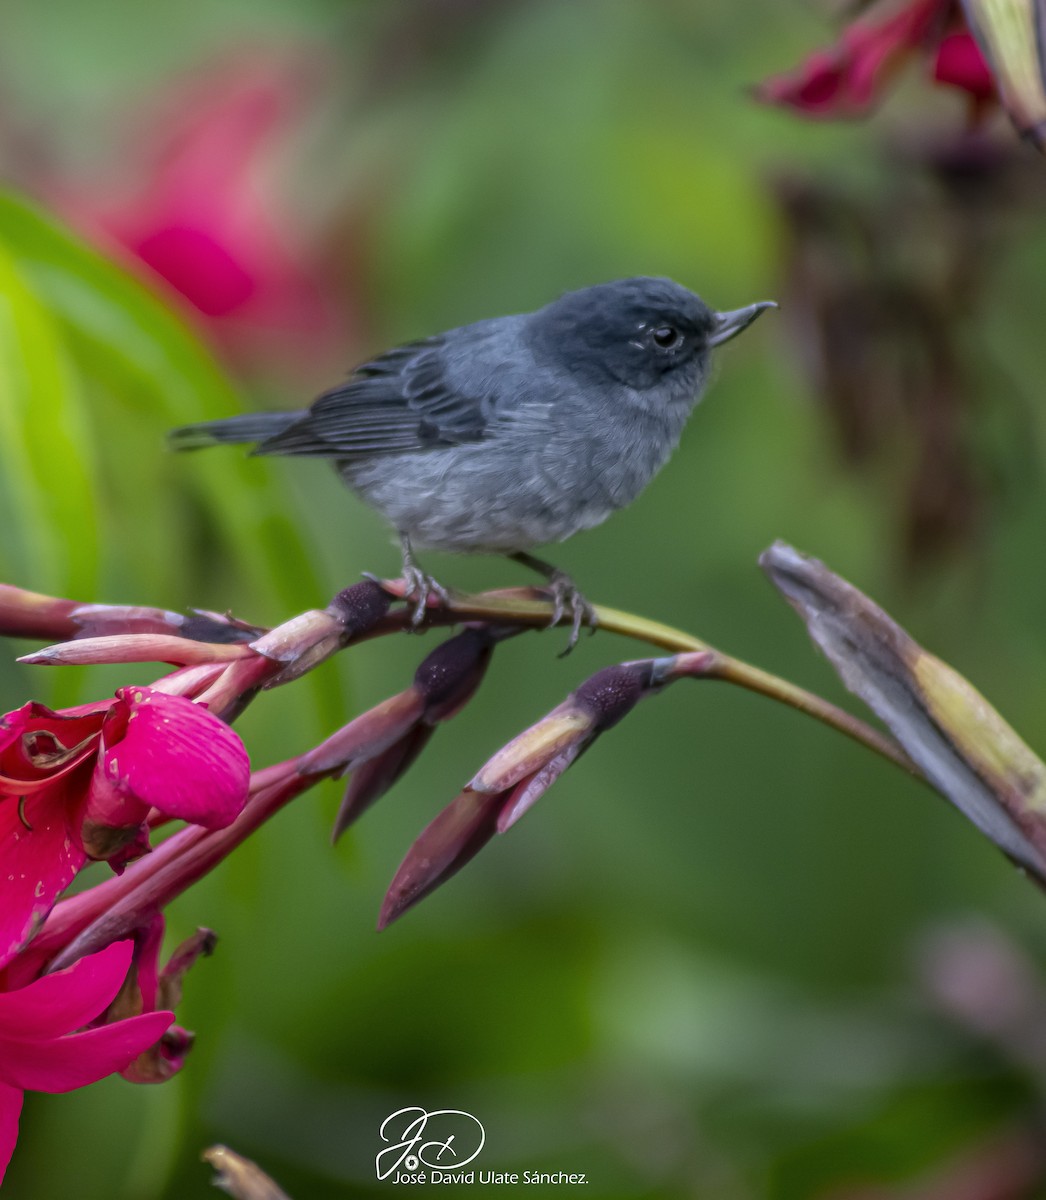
[3,1,1046,1197]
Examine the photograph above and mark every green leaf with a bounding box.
[0,191,344,724]
[0,239,99,599]
[0,190,325,616]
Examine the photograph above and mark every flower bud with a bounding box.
[471,709,593,795]
[19,634,250,667]
[331,726,435,843]
[378,789,503,930]
[112,924,216,1084]
[299,691,427,777]
[380,662,659,927]
[762,540,1046,882]
[299,627,499,837]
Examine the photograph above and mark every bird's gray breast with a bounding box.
[340,350,700,554]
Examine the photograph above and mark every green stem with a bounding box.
[396,587,921,781]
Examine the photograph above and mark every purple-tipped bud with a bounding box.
[571,661,654,729]
[378,788,504,929]
[310,628,499,840]
[412,626,495,721]
[332,725,436,840]
[495,742,586,832]
[472,662,651,796]
[326,580,392,636]
[246,585,392,688]
[72,605,260,643]
[299,690,427,777]
[381,661,665,926]
[0,585,263,646]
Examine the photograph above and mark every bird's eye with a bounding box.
[652,326,679,349]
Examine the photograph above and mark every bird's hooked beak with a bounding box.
[709,301,777,347]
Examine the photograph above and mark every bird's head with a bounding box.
[531,276,775,396]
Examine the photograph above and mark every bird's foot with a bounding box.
[372,532,452,628]
[508,551,598,654]
[545,570,598,656]
[362,566,449,627]
[402,563,450,628]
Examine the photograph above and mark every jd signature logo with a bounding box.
[376,1107,486,1180]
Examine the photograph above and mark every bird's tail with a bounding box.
[167,411,300,452]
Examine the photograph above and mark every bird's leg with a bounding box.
[398,533,450,627]
[508,551,597,654]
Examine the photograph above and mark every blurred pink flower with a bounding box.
[755,0,994,119]
[932,29,996,105]
[0,687,250,965]
[0,939,174,1185]
[65,52,350,367]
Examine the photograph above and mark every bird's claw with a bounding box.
[402,564,450,628]
[363,554,450,629]
[546,571,598,656]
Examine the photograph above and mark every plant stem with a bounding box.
[389,587,921,781]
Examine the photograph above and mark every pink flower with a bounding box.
[62,51,349,367]
[0,940,174,1185]
[754,0,996,118]
[0,687,250,966]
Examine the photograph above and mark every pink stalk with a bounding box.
[20,760,328,980]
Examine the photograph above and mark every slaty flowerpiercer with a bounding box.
[170,276,775,647]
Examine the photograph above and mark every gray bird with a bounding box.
[170,277,774,647]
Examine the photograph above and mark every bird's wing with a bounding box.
[254,335,501,460]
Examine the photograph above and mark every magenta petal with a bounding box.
[79,771,149,858]
[0,787,87,970]
[133,915,166,1014]
[0,701,106,789]
[378,788,505,929]
[0,941,134,1037]
[0,1080,23,1187]
[100,688,250,829]
[0,1010,174,1092]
